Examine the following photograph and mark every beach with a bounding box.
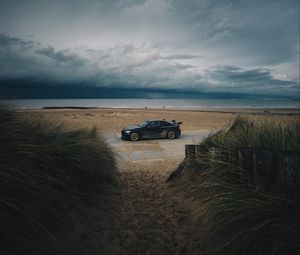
[12,108,300,254]
[19,107,300,132]
[15,108,295,161]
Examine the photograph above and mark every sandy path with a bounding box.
[72,160,202,255]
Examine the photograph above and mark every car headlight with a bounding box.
[124,130,131,134]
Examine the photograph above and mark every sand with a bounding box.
[18,108,299,254]
[71,159,203,255]
[19,107,300,133]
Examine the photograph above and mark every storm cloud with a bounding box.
[0,0,299,98]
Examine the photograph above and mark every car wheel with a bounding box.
[130,132,139,141]
[167,131,176,139]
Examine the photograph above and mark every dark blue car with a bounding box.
[121,119,182,141]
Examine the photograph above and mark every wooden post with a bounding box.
[238,148,254,172]
[277,151,300,192]
[185,144,196,160]
[253,149,275,175]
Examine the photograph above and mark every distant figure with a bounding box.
[145,106,148,109]
[163,106,166,109]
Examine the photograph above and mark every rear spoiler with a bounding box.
[172,120,182,125]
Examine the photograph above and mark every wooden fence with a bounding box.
[184,145,299,187]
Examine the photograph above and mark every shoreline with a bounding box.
[19,106,300,116]
[3,98,299,113]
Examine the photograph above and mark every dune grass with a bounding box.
[174,116,300,255]
[200,115,300,151]
[0,105,118,255]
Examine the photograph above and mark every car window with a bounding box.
[139,121,149,127]
[147,121,160,128]
[161,121,171,126]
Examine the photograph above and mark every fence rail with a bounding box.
[184,144,299,182]
[167,145,299,183]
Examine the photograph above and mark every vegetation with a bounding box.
[173,116,300,255]
[200,115,300,151]
[0,106,117,255]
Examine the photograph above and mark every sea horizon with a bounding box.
[3,98,300,110]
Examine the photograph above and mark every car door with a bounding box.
[144,121,163,138]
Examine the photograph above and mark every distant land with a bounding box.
[0,83,296,100]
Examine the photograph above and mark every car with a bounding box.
[121,119,182,141]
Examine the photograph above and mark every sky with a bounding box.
[0,0,299,99]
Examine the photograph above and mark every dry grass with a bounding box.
[0,105,118,255]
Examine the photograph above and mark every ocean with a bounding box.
[2,98,300,110]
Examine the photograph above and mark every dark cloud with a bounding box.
[36,46,86,65]
[209,66,273,82]
[0,34,298,98]
[203,65,298,96]
[0,0,299,98]
[0,34,95,84]
[0,34,37,50]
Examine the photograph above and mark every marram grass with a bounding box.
[0,106,117,255]
[175,116,300,255]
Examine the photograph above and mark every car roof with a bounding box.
[146,119,172,123]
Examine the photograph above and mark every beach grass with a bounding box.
[173,116,300,255]
[0,105,118,255]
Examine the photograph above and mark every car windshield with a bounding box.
[138,121,149,128]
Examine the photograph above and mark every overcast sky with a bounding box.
[0,0,299,98]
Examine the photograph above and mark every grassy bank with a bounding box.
[0,106,118,255]
[172,116,300,255]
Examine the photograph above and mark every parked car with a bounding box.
[121,119,182,141]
